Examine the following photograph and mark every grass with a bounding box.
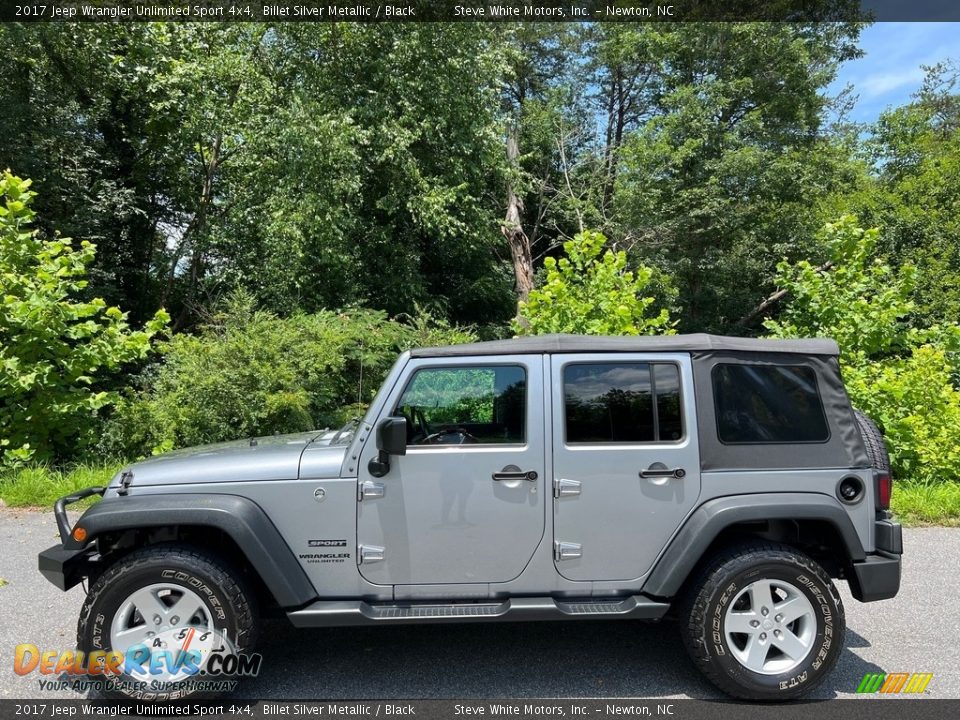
[891,480,960,527]
[0,462,124,509]
[1,462,959,527]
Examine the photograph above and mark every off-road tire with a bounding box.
[680,542,845,701]
[77,543,258,701]
[854,409,891,473]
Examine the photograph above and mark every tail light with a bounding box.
[876,470,892,510]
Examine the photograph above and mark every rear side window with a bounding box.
[712,364,829,444]
[563,363,683,443]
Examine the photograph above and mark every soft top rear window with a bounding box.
[712,364,829,444]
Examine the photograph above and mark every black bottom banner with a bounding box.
[1,700,959,720]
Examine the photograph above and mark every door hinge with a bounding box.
[358,480,385,502]
[553,478,582,498]
[358,545,385,564]
[554,541,583,562]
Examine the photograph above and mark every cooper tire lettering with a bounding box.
[77,543,257,701]
[680,542,846,700]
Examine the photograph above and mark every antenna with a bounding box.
[357,343,364,408]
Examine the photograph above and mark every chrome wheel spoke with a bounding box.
[725,612,758,634]
[168,593,205,625]
[775,595,810,625]
[749,580,774,612]
[111,625,153,651]
[744,636,770,670]
[111,583,211,661]
[724,578,817,676]
[772,628,808,660]
[129,587,169,621]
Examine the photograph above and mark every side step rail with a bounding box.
[286,595,669,628]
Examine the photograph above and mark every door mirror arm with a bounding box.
[368,416,407,478]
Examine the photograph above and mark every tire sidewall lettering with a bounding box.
[82,559,241,701]
[704,560,841,696]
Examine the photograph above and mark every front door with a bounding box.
[551,353,701,582]
[356,356,545,586]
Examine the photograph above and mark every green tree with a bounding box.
[0,172,168,466]
[514,230,675,336]
[857,61,960,326]
[100,295,475,459]
[613,23,864,332]
[765,216,960,484]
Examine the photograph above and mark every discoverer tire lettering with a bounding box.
[680,542,845,700]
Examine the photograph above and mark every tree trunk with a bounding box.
[501,131,534,308]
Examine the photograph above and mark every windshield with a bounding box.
[328,418,360,446]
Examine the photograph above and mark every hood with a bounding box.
[111,431,347,489]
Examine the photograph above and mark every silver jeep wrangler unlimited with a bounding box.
[40,334,902,701]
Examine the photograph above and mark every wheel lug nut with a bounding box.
[147,631,155,638]
[775,630,782,637]
[749,620,760,628]
[153,615,162,625]
[775,614,783,623]
[171,616,179,625]
[760,632,767,640]
[761,608,769,616]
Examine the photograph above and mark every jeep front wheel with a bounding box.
[681,542,845,700]
[77,543,258,700]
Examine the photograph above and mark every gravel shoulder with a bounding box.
[1,509,957,700]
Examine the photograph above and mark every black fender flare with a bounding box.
[641,492,867,598]
[67,493,317,609]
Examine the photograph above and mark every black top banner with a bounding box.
[1,0,959,23]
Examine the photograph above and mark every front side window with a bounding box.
[395,366,526,446]
[563,363,683,443]
[712,364,829,444]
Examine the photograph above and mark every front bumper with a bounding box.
[848,518,902,602]
[38,544,97,591]
[38,486,107,591]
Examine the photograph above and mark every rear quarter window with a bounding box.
[712,364,829,444]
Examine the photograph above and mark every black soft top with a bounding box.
[411,333,839,358]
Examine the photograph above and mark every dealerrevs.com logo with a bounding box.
[856,672,934,694]
[14,628,262,696]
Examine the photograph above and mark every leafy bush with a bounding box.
[0,172,168,467]
[100,294,475,458]
[514,230,676,336]
[765,216,960,484]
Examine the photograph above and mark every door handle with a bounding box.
[639,466,686,479]
[492,468,538,482]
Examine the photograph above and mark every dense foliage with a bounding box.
[765,217,960,484]
[100,296,474,458]
[515,231,675,336]
[2,21,960,499]
[0,172,167,467]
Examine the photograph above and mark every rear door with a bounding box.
[550,353,700,581]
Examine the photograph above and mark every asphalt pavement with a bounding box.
[1,509,958,700]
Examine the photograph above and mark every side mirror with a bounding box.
[368,416,407,478]
[377,416,407,457]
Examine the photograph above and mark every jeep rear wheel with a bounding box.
[77,543,258,701]
[681,542,845,700]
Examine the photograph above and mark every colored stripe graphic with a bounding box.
[857,673,885,693]
[880,673,909,693]
[857,672,933,694]
[903,673,934,694]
